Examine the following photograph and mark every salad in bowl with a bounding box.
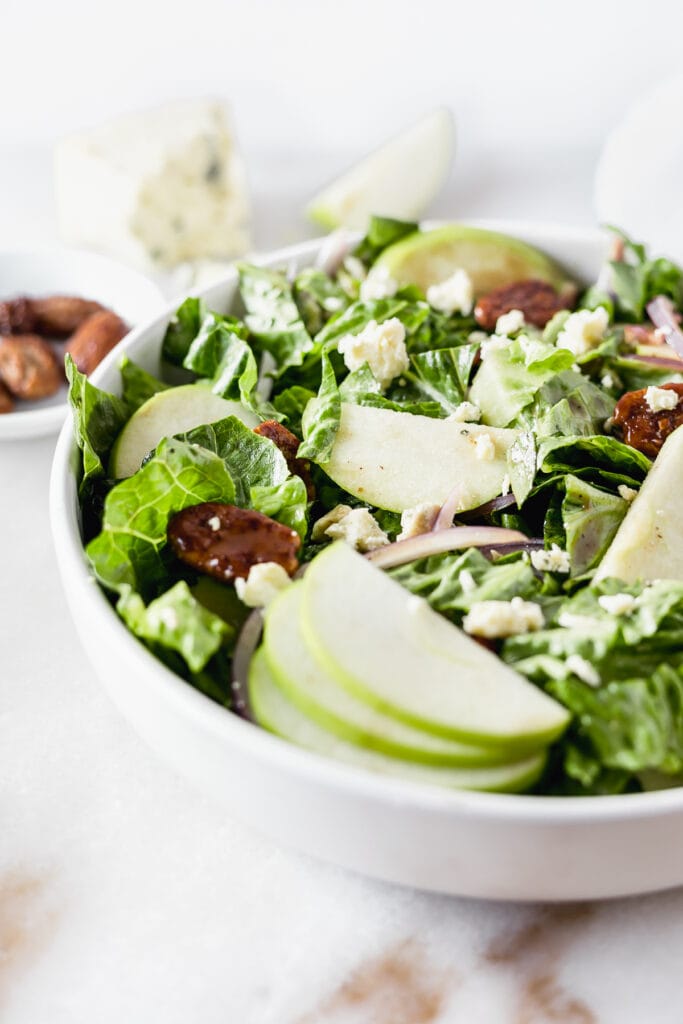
[65,217,683,800]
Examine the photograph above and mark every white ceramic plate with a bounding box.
[595,73,683,264]
[0,245,164,440]
[50,221,683,902]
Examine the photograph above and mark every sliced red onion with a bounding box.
[476,539,544,560]
[434,487,517,531]
[314,231,355,277]
[366,526,527,569]
[621,353,683,371]
[231,610,263,721]
[646,296,683,359]
[433,484,462,532]
[457,492,519,523]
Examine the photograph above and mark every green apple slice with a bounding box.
[375,223,570,294]
[300,542,569,750]
[595,424,683,584]
[110,383,259,478]
[263,582,512,766]
[306,109,454,230]
[317,403,519,513]
[249,649,546,793]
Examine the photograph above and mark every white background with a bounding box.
[4,2,683,1022]
[2,0,682,241]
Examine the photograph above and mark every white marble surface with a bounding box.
[3,139,683,1024]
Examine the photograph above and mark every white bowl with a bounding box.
[0,245,164,440]
[50,221,683,902]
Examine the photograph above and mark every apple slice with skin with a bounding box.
[263,582,514,766]
[374,223,571,294]
[110,383,259,478]
[249,649,547,793]
[595,424,683,584]
[317,403,519,513]
[300,542,569,751]
[306,110,454,231]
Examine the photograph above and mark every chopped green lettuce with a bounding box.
[117,581,230,673]
[86,438,236,596]
[469,336,575,427]
[353,215,418,267]
[561,475,628,576]
[299,353,341,462]
[119,356,169,413]
[66,355,129,492]
[161,296,205,365]
[237,264,314,373]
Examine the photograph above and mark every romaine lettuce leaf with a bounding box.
[389,548,545,623]
[352,215,418,266]
[293,268,350,335]
[299,353,341,462]
[469,337,575,427]
[561,475,628,575]
[550,664,683,777]
[66,354,129,492]
[161,296,205,366]
[177,415,309,539]
[238,264,314,373]
[119,356,168,413]
[506,431,536,507]
[405,345,478,412]
[87,437,236,596]
[117,581,230,673]
[272,385,316,434]
[339,364,442,418]
[530,371,614,439]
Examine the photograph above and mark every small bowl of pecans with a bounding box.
[0,246,164,439]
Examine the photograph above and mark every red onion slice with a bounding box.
[231,610,263,721]
[435,488,516,530]
[457,492,519,522]
[476,539,544,560]
[366,526,527,569]
[621,353,683,371]
[646,296,683,359]
[314,231,355,277]
[433,484,463,532]
[434,487,517,531]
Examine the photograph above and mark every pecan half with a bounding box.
[0,335,62,399]
[0,380,15,413]
[474,279,574,331]
[167,503,300,581]
[65,310,128,375]
[613,383,683,458]
[0,297,36,336]
[254,420,315,500]
[30,296,106,338]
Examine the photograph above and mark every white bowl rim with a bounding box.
[50,219,683,827]
[0,243,164,438]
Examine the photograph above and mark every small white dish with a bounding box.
[595,73,683,264]
[51,221,683,902]
[0,245,164,440]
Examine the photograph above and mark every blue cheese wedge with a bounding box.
[55,100,251,270]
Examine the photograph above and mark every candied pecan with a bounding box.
[31,296,106,337]
[65,310,128,375]
[0,335,62,399]
[0,380,15,413]
[167,503,300,582]
[474,279,574,331]
[0,297,36,335]
[253,420,315,500]
[613,383,683,458]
